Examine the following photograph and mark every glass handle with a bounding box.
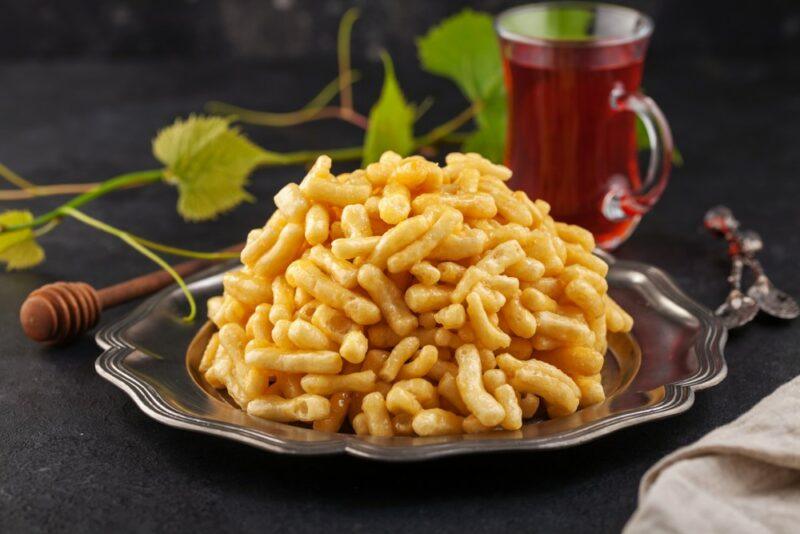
[602,84,674,222]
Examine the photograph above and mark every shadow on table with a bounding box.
[144,408,698,508]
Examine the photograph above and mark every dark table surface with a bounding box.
[1,55,799,533]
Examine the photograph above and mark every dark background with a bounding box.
[2,1,800,533]
[3,0,800,61]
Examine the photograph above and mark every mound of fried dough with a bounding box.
[200,151,633,437]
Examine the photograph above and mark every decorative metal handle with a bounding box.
[603,85,674,221]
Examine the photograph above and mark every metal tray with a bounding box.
[95,256,727,461]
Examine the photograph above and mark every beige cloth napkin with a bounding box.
[624,376,800,533]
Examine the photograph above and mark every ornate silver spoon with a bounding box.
[740,230,800,320]
[704,207,760,328]
[715,245,760,329]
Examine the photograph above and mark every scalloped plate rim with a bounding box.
[95,257,727,461]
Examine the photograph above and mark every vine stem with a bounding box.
[0,169,163,232]
[0,161,100,199]
[263,145,364,166]
[414,96,435,122]
[415,102,481,147]
[441,131,472,144]
[260,103,479,167]
[212,103,368,130]
[206,71,366,129]
[129,235,239,261]
[32,219,60,238]
[0,162,37,189]
[62,207,197,322]
[338,8,360,117]
[0,183,100,200]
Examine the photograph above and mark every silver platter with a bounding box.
[95,255,727,461]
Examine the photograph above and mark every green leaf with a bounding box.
[636,117,684,166]
[153,115,270,221]
[463,92,507,163]
[0,210,44,270]
[417,9,507,162]
[362,52,416,165]
[500,7,594,41]
[418,9,502,102]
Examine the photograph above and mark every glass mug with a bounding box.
[496,2,673,249]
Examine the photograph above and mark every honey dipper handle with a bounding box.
[97,244,243,308]
[98,258,209,308]
[20,244,242,345]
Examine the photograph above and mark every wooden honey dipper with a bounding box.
[20,244,243,345]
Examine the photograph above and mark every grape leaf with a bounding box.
[417,9,502,102]
[362,52,415,165]
[0,210,44,270]
[500,7,594,41]
[153,115,271,221]
[636,118,683,166]
[417,9,507,162]
[463,91,507,163]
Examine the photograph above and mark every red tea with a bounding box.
[504,46,644,246]
[497,4,671,249]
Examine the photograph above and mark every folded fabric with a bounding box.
[624,375,800,533]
